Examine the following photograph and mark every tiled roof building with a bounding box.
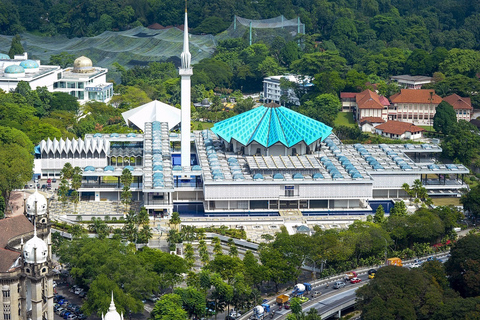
[390,89,442,126]
[443,94,473,121]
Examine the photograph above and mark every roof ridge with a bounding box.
[276,107,302,147]
[248,106,270,147]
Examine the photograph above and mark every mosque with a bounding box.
[0,189,54,320]
[0,52,113,103]
[33,11,469,219]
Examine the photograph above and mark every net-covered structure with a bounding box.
[216,15,305,45]
[0,26,216,70]
[0,15,304,78]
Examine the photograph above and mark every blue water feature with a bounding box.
[171,154,198,166]
[368,200,395,213]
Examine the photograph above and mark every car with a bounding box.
[311,291,321,298]
[60,310,68,317]
[47,178,52,184]
[230,310,241,318]
[29,183,33,188]
[284,302,290,310]
[410,263,421,268]
[333,281,346,289]
[58,299,66,305]
[79,291,87,298]
[52,178,57,183]
[56,308,65,315]
[299,296,309,303]
[367,269,377,279]
[350,277,362,284]
[74,287,83,295]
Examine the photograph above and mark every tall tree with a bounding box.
[120,168,133,213]
[433,101,457,135]
[8,34,23,58]
[445,234,480,297]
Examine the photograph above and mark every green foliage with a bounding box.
[0,195,5,219]
[357,266,444,320]
[296,93,341,127]
[390,200,408,217]
[445,234,480,297]
[433,101,457,134]
[8,34,23,58]
[374,205,385,224]
[461,185,480,221]
[120,168,133,212]
[0,126,34,202]
[441,120,480,164]
[49,52,75,68]
[151,294,188,320]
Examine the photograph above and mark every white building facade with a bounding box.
[0,53,113,103]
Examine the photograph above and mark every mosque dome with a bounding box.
[26,190,48,216]
[73,56,94,73]
[23,229,48,264]
[4,65,25,78]
[0,53,10,59]
[20,59,39,73]
[102,293,124,320]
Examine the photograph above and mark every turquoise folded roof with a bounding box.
[211,105,332,148]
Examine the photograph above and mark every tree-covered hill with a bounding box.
[2,0,480,53]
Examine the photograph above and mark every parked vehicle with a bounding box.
[284,302,290,310]
[410,263,421,268]
[333,281,346,289]
[386,257,403,267]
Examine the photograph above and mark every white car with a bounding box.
[74,288,83,295]
[410,263,421,268]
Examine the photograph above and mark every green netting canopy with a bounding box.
[211,104,332,148]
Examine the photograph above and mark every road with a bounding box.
[249,252,451,320]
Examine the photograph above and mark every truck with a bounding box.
[386,257,403,266]
[276,294,289,305]
[253,304,271,319]
[344,271,357,281]
[291,283,312,297]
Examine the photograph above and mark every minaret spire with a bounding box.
[179,1,193,169]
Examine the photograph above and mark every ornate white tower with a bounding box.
[179,6,192,168]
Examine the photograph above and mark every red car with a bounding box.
[284,302,290,310]
[350,277,362,284]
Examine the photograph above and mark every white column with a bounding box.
[180,71,192,168]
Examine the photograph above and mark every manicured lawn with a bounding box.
[432,197,461,206]
[335,112,356,127]
[192,121,214,130]
[419,125,436,132]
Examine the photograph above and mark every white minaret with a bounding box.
[179,5,192,168]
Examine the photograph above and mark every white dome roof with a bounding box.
[103,293,123,320]
[26,190,48,215]
[23,229,48,264]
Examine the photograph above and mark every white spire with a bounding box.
[180,7,191,70]
[109,291,116,312]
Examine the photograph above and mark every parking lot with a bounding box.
[54,283,87,320]
[54,282,151,320]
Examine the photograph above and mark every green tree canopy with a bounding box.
[433,101,457,134]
